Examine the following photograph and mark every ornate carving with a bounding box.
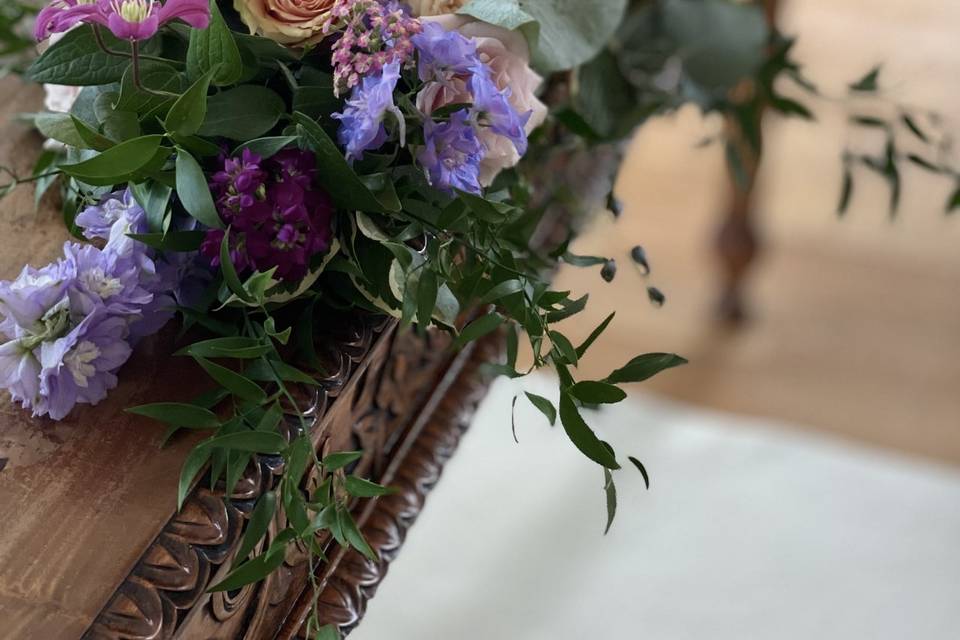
[278,333,501,638]
[83,312,495,640]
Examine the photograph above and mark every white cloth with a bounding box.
[353,376,960,640]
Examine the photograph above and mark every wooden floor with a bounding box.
[555,0,960,466]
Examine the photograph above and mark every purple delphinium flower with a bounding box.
[75,188,145,241]
[63,242,153,319]
[468,69,532,156]
[333,61,404,164]
[38,309,132,420]
[411,21,479,83]
[0,188,185,419]
[201,149,335,282]
[35,0,210,43]
[417,109,484,195]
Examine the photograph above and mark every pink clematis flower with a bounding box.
[35,0,210,42]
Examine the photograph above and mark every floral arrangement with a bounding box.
[0,0,690,634]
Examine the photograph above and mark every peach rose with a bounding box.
[417,15,548,186]
[407,0,467,16]
[234,0,334,46]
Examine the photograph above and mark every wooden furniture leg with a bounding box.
[714,0,778,324]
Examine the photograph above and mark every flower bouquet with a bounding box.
[1,0,687,635]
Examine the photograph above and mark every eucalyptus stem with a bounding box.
[0,169,62,193]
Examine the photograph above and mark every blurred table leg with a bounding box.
[715,0,779,324]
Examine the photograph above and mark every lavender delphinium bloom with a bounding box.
[35,0,211,42]
[412,21,479,82]
[38,309,132,420]
[75,188,145,241]
[0,261,73,412]
[1,189,185,419]
[201,148,335,282]
[333,61,404,163]
[469,69,532,156]
[417,109,484,194]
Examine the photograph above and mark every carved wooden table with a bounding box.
[0,78,501,639]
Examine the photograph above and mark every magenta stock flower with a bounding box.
[35,0,210,42]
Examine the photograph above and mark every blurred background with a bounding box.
[354,0,960,637]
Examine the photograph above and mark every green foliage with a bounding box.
[459,0,628,72]
[186,0,243,86]
[28,25,159,85]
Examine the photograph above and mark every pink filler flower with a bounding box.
[35,0,210,42]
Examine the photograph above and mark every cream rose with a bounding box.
[418,15,548,186]
[407,0,467,16]
[234,0,335,46]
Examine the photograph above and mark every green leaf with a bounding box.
[454,313,503,348]
[177,337,272,359]
[233,135,298,159]
[27,25,153,85]
[234,491,276,563]
[570,381,626,405]
[293,112,400,212]
[948,184,960,214]
[545,294,588,323]
[126,402,220,428]
[849,65,881,92]
[34,113,101,149]
[128,230,205,251]
[315,625,341,640]
[603,467,617,534]
[194,357,265,401]
[838,162,854,215]
[186,0,242,86]
[164,67,216,137]
[663,0,768,90]
[220,229,254,302]
[116,61,182,116]
[628,456,651,489]
[205,431,287,454]
[458,0,627,72]
[605,353,688,385]
[177,444,212,509]
[59,135,166,186]
[416,268,437,327]
[901,114,929,143]
[549,330,578,366]
[478,279,524,305]
[209,549,285,592]
[339,508,377,562]
[245,359,317,385]
[576,312,614,358]
[176,148,224,228]
[322,451,363,471]
[345,476,395,498]
[285,436,313,485]
[130,181,173,233]
[198,86,286,140]
[558,392,620,469]
[524,392,556,426]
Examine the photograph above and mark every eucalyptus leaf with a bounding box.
[605,353,687,385]
[175,148,224,228]
[198,85,285,140]
[126,402,220,428]
[164,67,216,137]
[194,357,265,401]
[186,0,242,86]
[570,381,626,405]
[524,391,556,426]
[59,135,166,186]
[176,337,272,359]
[558,392,620,469]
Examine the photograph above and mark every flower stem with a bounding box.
[91,25,129,58]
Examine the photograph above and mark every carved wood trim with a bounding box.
[278,332,502,638]
[82,311,500,640]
